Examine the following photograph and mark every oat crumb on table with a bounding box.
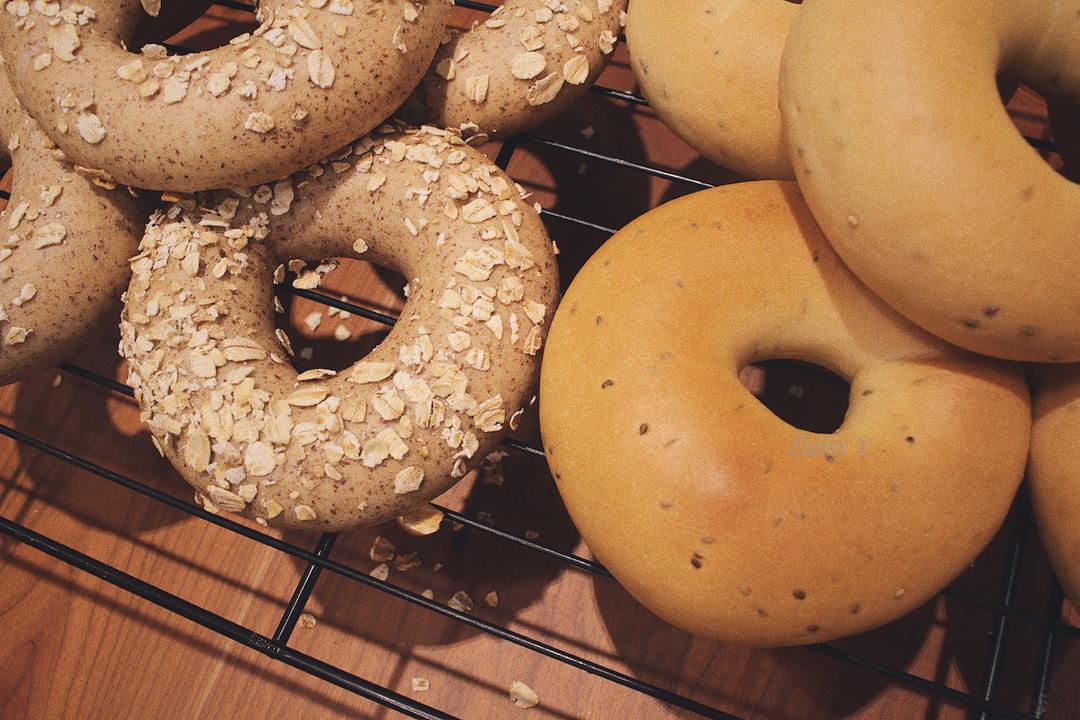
[508,680,539,709]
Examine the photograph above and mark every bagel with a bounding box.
[1028,365,1080,609]
[119,124,559,531]
[779,0,1080,362]
[0,70,147,385]
[627,0,794,179]
[539,181,1030,646]
[415,0,625,138]
[0,0,449,192]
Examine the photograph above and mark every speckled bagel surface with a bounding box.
[416,0,624,138]
[780,0,1080,361]
[540,181,1030,647]
[0,69,147,385]
[120,124,559,532]
[0,0,449,191]
[627,0,794,179]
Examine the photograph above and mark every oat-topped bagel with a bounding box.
[0,70,147,385]
[779,0,1080,361]
[540,181,1030,646]
[0,0,449,191]
[119,124,558,531]
[415,0,625,138]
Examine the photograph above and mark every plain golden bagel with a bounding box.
[627,0,794,179]
[540,181,1030,646]
[0,0,449,191]
[779,0,1080,362]
[1028,365,1080,609]
[120,125,558,532]
[0,70,147,385]
[417,0,625,139]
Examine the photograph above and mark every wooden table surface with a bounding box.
[1,4,1077,720]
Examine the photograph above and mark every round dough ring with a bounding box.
[120,124,559,531]
[1029,365,1080,610]
[414,0,625,139]
[540,181,1030,646]
[0,70,147,385]
[627,0,794,179]
[779,0,1080,361]
[0,0,448,191]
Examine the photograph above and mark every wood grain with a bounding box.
[0,5,1076,720]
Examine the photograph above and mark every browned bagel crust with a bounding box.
[0,69,148,385]
[120,124,559,531]
[0,0,449,192]
[540,181,1030,646]
[417,0,624,138]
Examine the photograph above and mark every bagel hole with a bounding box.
[740,360,849,434]
[132,4,258,57]
[1004,85,1073,179]
[0,155,11,211]
[273,258,406,374]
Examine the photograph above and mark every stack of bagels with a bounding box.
[1,0,1078,653]
[541,0,1080,647]
[0,0,625,530]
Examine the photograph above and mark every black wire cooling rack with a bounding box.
[0,2,1075,719]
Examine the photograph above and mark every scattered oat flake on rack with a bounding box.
[508,680,539,709]
[297,612,317,629]
[447,590,473,613]
[370,535,396,563]
[411,677,430,693]
[292,269,323,289]
[484,590,500,607]
[370,563,390,581]
[398,505,444,536]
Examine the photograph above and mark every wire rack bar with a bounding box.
[1032,583,1065,719]
[431,502,614,578]
[0,515,456,720]
[51,360,1079,637]
[809,643,1033,720]
[520,134,715,189]
[977,508,1031,720]
[0,421,737,720]
[274,533,338,645]
[0,403,1068,720]
[47,361,1080,641]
